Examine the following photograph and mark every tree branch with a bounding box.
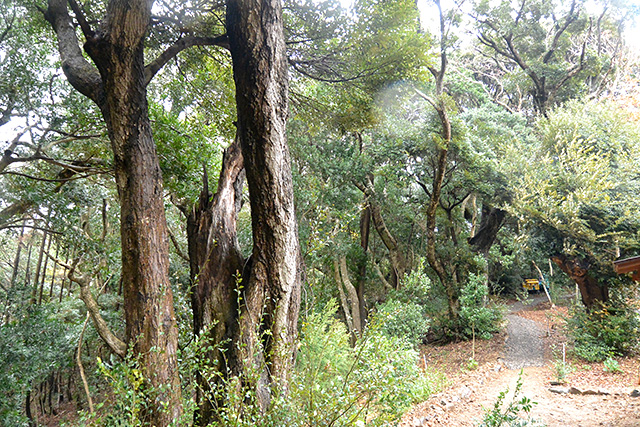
[543,0,578,64]
[53,256,127,358]
[44,0,103,103]
[67,0,94,39]
[168,226,189,262]
[144,34,229,84]
[1,169,111,183]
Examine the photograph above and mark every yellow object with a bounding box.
[523,278,540,291]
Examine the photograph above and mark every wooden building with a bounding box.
[614,256,640,282]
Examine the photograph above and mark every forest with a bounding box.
[1,0,639,425]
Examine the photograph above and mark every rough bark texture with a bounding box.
[227,0,303,410]
[468,204,507,254]
[184,139,245,425]
[45,0,181,423]
[551,254,608,309]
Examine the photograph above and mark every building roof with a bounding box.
[613,256,640,281]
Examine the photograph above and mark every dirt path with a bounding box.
[504,314,544,370]
[400,296,640,427]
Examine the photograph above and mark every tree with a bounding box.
[506,99,640,309]
[288,0,431,329]
[227,0,304,411]
[472,0,630,117]
[42,0,226,422]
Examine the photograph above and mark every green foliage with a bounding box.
[508,100,640,267]
[290,300,445,426]
[566,302,639,362]
[467,357,479,371]
[603,356,622,374]
[163,300,445,427]
[472,0,627,115]
[0,304,80,426]
[552,360,574,384]
[479,371,544,427]
[375,299,430,347]
[374,259,432,346]
[459,273,504,340]
[89,355,146,427]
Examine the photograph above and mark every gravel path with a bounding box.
[504,313,545,369]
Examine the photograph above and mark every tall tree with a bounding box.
[227,0,304,411]
[42,0,226,422]
[472,0,629,117]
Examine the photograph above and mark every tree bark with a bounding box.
[38,233,53,304]
[357,204,371,324]
[45,0,182,422]
[468,204,507,254]
[333,259,354,341]
[0,201,32,230]
[333,257,362,345]
[183,139,245,425]
[227,0,304,411]
[77,312,94,414]
[550,254,608,309]
[3,223,25,322]
[32,232,47,305]
[418,0,460,332]
[48,240,59,300]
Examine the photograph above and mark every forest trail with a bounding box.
[504,295,546,370]
[400,295,640,427]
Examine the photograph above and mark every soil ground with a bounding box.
[400,294,640,427]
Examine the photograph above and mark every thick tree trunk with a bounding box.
[551,254,608,309]
[96,13,181,425]
[184,139,245,425]
[468,204,507,254]
[227,0,303,411]
[46,0,182,423]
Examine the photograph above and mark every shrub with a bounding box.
[459,273,504,340]
[289,300,445,426]
[479,370,545,427]
[375,299,429,347]
[603,356,622,373]
[566,301,639,362]
[552,360,574,383]
[374,257,432,346]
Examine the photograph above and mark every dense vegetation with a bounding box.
[1,0,639,425]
